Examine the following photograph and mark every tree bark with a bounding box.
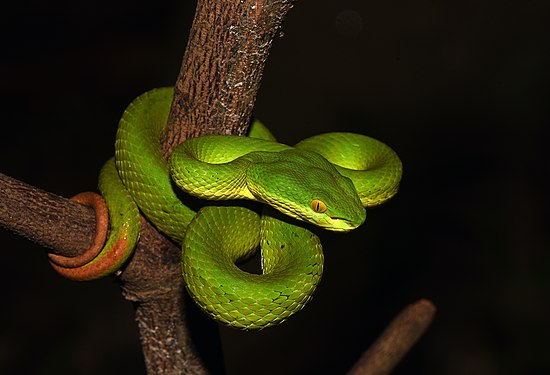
[162,0,295,157]
[0,172,96,257]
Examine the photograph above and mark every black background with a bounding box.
[1,1,549,374]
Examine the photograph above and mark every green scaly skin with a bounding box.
[98,87,402,330]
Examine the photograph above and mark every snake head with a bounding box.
[246,149,366,232]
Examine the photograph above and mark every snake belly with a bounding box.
[109,87,401,329]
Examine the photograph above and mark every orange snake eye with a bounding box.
[310,199,328,213]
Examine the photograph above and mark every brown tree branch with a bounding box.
[0,172,96,257]
[162,0,295,157]
[347,299,436,375]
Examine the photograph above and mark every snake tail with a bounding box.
[49,159,140,281]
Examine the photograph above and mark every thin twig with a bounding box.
[347,299,436,375]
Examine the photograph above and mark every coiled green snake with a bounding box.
[49,87,402,330]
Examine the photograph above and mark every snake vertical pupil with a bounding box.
[310,199,327,213]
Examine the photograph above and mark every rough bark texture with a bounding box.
[161,0,295,158]
[0,172,96,257]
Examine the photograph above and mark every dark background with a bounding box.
[1,1,549,374]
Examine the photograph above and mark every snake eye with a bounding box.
[310,199,328,213]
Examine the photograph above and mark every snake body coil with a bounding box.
[55,87,402,330]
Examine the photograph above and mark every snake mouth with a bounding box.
[326,217,360,232]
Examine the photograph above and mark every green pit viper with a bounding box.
[49,87,402,330]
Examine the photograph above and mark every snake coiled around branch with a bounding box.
[50,88,402,330]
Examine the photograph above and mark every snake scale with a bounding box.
[50,87,402,330]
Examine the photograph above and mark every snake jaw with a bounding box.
[317,211,365,232]
[326,217,362,232]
